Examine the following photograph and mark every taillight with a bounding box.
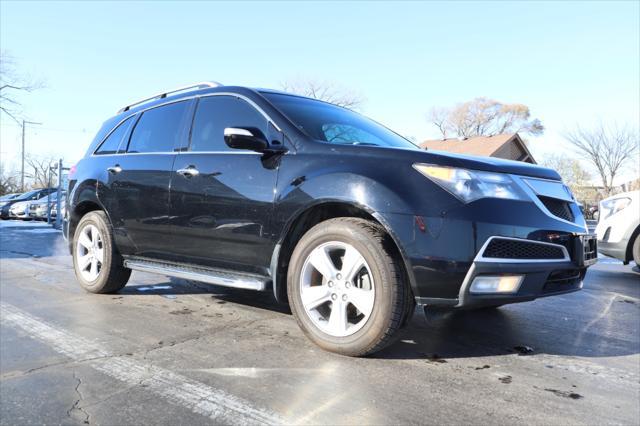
[69,164,77,178]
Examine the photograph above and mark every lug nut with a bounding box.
[331,293,337,300]
[342,294,347,301]
[328,281,334,287]
[345,282,351,288]
[336,273,342,280]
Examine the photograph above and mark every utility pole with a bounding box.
[21,120,42,192]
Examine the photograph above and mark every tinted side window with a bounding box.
[95,116,133,155]
[127,101,189,153]
[190,97,268,152]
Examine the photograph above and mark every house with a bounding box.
[420,133,536,164]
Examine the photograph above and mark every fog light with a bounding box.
[469,275,523,294]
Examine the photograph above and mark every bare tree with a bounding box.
[428,97,544,138]
[0,162,21,195]
[24,154,58,189]
[0,51,42,124]
[564,123,639,196]
[540,154,595,202]
[280,78,365,110]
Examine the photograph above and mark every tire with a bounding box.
[287,217,410,357]
[72,211,131,294]
[633,234,640,266]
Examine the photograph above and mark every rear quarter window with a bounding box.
[94,116,134,155]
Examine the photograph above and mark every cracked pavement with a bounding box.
[1,221,639,425]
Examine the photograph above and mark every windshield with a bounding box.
[0,193,19,201]
[14,190,39,201]
[262,93,419,150]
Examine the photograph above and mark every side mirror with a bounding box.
[224,128,268,152]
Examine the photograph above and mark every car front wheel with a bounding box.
[287,218,410,357]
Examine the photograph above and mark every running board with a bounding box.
[123,258,269,291]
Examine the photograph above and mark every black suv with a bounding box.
[66,82,596,356]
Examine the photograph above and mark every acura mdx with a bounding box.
[65,82,596,356]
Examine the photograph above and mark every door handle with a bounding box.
[107,165,122,174]
[176,166,200,178]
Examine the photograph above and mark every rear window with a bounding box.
[126,101,190,153]
[95,116,133,155]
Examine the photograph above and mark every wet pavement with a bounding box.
[1,220,639,425]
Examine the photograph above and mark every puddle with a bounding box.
[421,353,447,364]
[544,388,583,400]
[499,375,512,384]
[169,308,194,315]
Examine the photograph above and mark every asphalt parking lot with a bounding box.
[1,220,639,425]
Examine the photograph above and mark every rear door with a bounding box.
[102,100,192,258]
[169,95,280,274]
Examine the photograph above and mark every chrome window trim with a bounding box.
[177,151,263,155]
[91,113,138,156]
[197,92,282,132]
[92,91,282,157]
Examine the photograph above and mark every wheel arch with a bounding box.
[68,187,110,253]
[625,224,640,263]
[270,200,416,304]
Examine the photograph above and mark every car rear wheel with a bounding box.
[633,234,640,266]
[287,217,410,357]
[73,211,131,293]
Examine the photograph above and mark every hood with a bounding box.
[332,145,562,181]
[421,150,561,180]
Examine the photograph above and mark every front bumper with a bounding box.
[378,196,595,309]
[455,260,586,308]
[455,234,595,308]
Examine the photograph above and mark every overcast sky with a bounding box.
[1,1,638,183]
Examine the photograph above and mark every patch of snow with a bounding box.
[0,220,50,228]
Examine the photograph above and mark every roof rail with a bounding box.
[118,81,222,113]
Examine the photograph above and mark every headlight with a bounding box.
[600,197,631,220]
[413,164,528,203]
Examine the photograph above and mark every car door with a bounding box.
[101,100,192,258]
[169,95,281,274]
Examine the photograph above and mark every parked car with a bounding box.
[596,190,640,265]
[0,188,56,219]
[0,192,24,214]
[66,82,596,356]
[50,195,66,220]
[28,192,66,220]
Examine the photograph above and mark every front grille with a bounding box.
[539,196,574,222]
[483,238,566,260]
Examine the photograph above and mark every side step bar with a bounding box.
[123,258,269,291]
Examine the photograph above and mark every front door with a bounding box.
[169,95,280,274]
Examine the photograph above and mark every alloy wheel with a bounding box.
[76,224,104,282]
[299,241,375,337]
